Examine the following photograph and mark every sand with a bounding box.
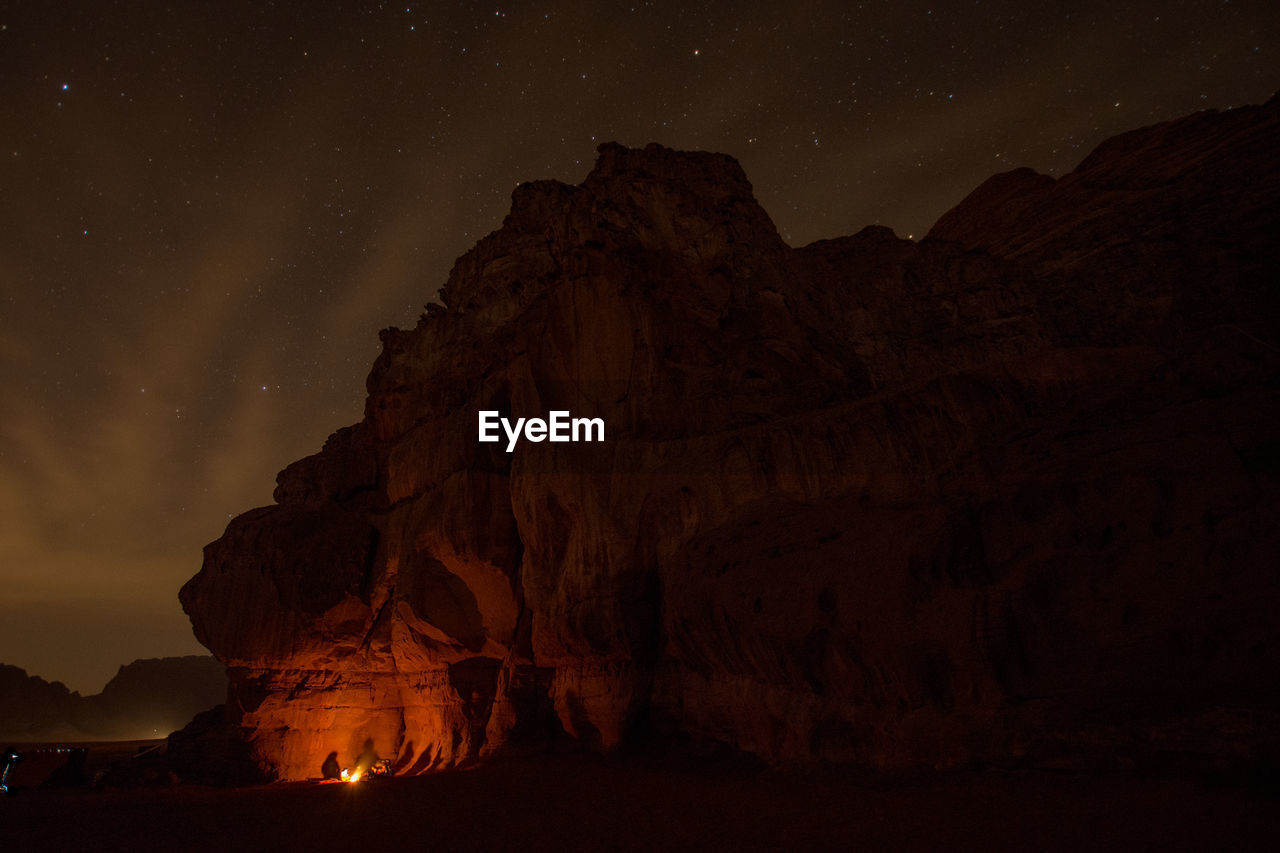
[3,749,1276,851]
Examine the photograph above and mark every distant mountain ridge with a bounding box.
[0,655,226,742]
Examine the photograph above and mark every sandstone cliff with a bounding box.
[181,98,1280,780]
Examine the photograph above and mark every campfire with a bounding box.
[338,759,390,784]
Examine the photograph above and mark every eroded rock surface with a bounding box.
[182,100,1280,780]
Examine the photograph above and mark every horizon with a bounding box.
[1,653,217,696]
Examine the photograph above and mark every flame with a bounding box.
[349,770,362,783]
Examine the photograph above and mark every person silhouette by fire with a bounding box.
[320,751,341,781]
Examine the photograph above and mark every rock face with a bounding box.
[181,98,1280,781]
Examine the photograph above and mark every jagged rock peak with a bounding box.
[587,141,758,202]
[928,99,1280,253]
[434,142,784,316]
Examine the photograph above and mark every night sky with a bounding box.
[2,0,1276,693]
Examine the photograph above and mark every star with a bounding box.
[2,0,1275,699]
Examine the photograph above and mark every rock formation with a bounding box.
[181,97,1280,781]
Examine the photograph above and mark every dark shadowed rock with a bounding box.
[0,665,79,740]
[182,100,1280,780]
[158,705,268,786]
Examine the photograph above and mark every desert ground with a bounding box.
[3,743,1277,852]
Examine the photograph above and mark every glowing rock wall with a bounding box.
[184,102,1280,780]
